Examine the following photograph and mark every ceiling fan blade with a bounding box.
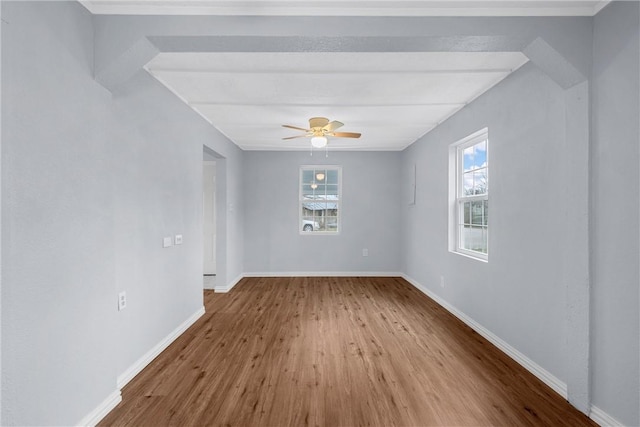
[282,124,310,132]
[309,117,330,129]
[323,121,344,132]
[282,135,310,140]
[330,132,361,139]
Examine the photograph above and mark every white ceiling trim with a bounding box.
[592,1,611,14]
[144,69,520,75]
[239,145,409,152]
[188,102,467,107]
[79,0,611,17]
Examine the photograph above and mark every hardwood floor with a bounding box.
[100,277,596,427]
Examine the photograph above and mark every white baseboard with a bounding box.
[116,306,205,389]
[77,389,122,427]
[401,274,568,398]
[589,405,624,426]
[214,273,244,293]
[243,271,403,278]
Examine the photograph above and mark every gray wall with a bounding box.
[1,1,244,425]
[243,151,401,274]
[2,3,116,424]
[401,62,570,390]
[0,1,4,419]
[400,3,640,424]
[109,68,244,379]
[591,2,640,425]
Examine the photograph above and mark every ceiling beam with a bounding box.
[81,1,609,17]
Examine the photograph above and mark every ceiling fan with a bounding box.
[282,117,361,148]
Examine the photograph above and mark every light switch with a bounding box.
[118,291,127,311]
[163,237,173,248]
[175,234,183,245]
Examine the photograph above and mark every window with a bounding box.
[300,166,341,234]
[450,129,488,260]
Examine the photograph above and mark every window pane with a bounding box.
[463,146,474,171]
[460,225,472,250]
[483,200,489,226]
[481,227,488,253]
[326,169,338,184]
[302,184,316,197]
[460,225,487,253]
[312,203,329,231]
[301,216,317,232]
[325,208,338,231]
[473,169,487,195]
[463,171,474,196]
[326,184,338,198]
[471,201,484,225]
[302,169,314,184]
[473,140,487,168]
[308,202,327,214]
[462,201,471,225]
[313,169,326,183]
[302,203,315,214]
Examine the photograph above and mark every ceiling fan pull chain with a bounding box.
[325,144,329,158]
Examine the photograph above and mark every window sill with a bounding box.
[300,231,340,236]
[450,249,488,263]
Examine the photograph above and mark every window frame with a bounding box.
[449,129,489,261]
[299,165,342,235]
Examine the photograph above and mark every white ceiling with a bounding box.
[146,52,528,151]
[81,1,610,17]
[84,0,606,151]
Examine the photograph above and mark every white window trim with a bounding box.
[299,165,342,235]
[448,128,489,262]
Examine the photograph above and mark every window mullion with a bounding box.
[459,194,488,203]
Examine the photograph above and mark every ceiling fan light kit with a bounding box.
[282,117,361,154]
[311,136,328,148]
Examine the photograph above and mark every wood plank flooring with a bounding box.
[99,277,596,427]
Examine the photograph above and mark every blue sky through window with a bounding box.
[463,140,487,172]
[462,139,487,195]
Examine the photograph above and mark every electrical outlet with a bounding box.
[118,291,127,311]
[362,248,369,257]
[440,276,445,288]
[175,234,183,245]
[163,237,172,248]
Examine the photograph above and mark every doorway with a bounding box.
[203,158,216,288]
